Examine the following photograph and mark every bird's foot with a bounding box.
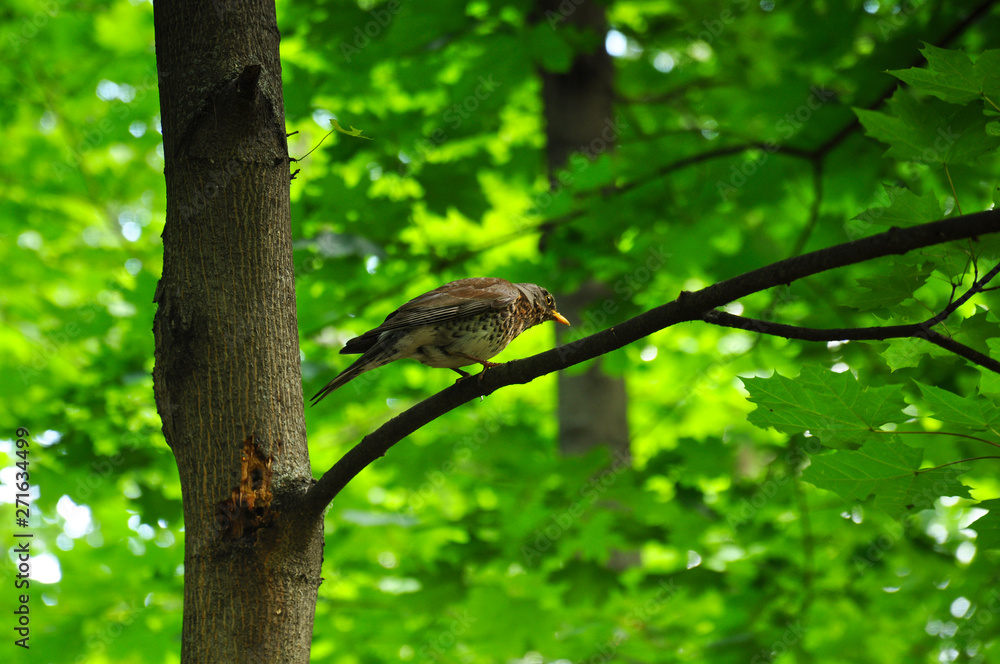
[451,372,486,401]
[453,352,501,371]
[452,357,500,400]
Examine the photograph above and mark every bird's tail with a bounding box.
[310,342,398,405]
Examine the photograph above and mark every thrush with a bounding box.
[311,277,569,404]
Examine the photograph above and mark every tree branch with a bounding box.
[302,210,1000,517]
[923,331,1000,373]
[701,259,1000,374]
[704,310,1000,374]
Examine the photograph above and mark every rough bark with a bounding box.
[152,2,322,662]
[537,0,631,459]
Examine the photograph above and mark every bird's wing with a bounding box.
[384,284,517,329]
[340,280,517,354]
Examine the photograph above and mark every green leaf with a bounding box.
[853,185,941,228]
[915,380,1000,429]
[850,258,932,314]
[855,90,1000,164]
[969,500,1000,550]
[889,45,1000,105]
[880,337,924,371]
[745,366,908,449]
[331,119,374,140]
[803,438,969,516]
[979,339,1000,394]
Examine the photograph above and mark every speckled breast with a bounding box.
[411,306,524,369]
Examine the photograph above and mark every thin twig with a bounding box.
[702,259,1000,373]
[915,456,1000,474]
[296,129,335,162]
[887,429,1000,451]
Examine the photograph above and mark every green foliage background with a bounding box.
[4,0,1000,662]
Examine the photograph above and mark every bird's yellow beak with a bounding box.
[552,311,570,326]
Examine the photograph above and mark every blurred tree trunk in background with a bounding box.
[536,0,632,461]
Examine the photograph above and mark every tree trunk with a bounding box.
[152,2,323,661]
[537,0,632,460]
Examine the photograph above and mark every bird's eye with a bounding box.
[545,295,553,306]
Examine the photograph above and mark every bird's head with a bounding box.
[516,283,570,327]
